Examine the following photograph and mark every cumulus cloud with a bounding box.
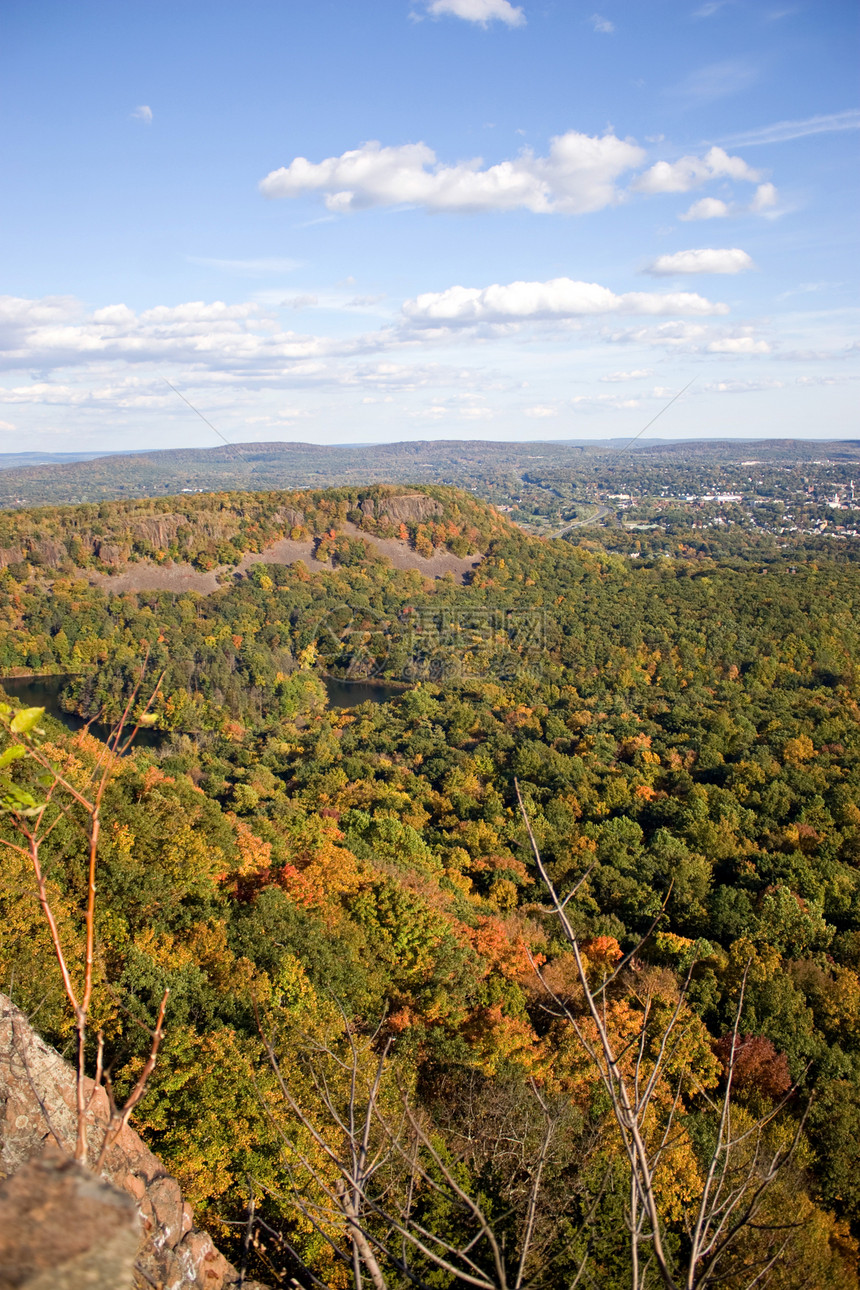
[679,197,729,220]
[633,145,759,194]
[0,294,383,375]
[260,131,645,215]
[607,320,772,357]
[0,377,182,409]
[600,369,653,381]
[591,13,614,32]
[524,404,559,417]
[750,182,778,213]
[646,248,754,276]
[720,109,860,147]
[424,0,525,24]
[678,184,779,221]
[131,105,153,124]
[402,277,728,326]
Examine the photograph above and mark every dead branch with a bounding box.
[0,656,167,1169]
[514,777,811,1290]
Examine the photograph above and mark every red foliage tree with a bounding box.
[714,1033,792,1100]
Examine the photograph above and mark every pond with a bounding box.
[0,674,165,749]
[323,677,406,708]
[0,672,406,744]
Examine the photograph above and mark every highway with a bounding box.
[545,506,612,538]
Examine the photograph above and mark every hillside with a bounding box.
[0,484,511,592]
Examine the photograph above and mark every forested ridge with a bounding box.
[2,483,860,1287]
[0,483,504,576]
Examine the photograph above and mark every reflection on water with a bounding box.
[323,678,406,709]
[0,675,164,749]
[0,673,404,742]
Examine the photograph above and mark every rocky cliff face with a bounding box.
[0,994,266,1290]
[361,493,443,524]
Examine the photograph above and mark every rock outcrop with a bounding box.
[28,540,67,569]
[0,1148,139,1290]
[0,994,266,1290]
[362,494,443,524]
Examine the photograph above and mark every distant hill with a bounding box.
[1,437,858,508]
[0,451,114,472]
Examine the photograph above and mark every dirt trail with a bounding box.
[87,525,481,594]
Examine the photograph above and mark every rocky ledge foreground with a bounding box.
[0,993,267,1290]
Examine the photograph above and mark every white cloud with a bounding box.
[424,0,525,24]
[0,377,175,408]
[260,131,645,215]
[607,320,774,357]
[524,404,559,417]
[706,379,784,392]
[569,393,642,410]
[402,277,728,325]
[793,374,856,387]
[0,294,385,375]
[706,336,770,353]
[679,197,729,220]
[0,294,79,328]
[678,185,779,221]
[693,1,731,15]
[633,146,759,194]
[244,409,308,425]
[131,105,153,124]
[248,287,391,316]
[719,109,860,147]
[608,320,710,347]
[646,248,754,275]
[600,369,653,381]
[0,419,15,430]
[750,182,778,213]
[591,13,614,33]
[409,406,448,420]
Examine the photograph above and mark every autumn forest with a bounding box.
[2,477,860,1288]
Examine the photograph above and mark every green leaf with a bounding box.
[0,784,41,814]
[0,745,26,769]
[10,707,45,735]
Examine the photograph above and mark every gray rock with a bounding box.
[0,1147,139,1290]
[377,494,442,524]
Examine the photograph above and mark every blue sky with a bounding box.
[1,0,858,451]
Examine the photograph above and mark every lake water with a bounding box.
[0,673,405,743]
[324,677,406,708]
[0,674,164,749]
